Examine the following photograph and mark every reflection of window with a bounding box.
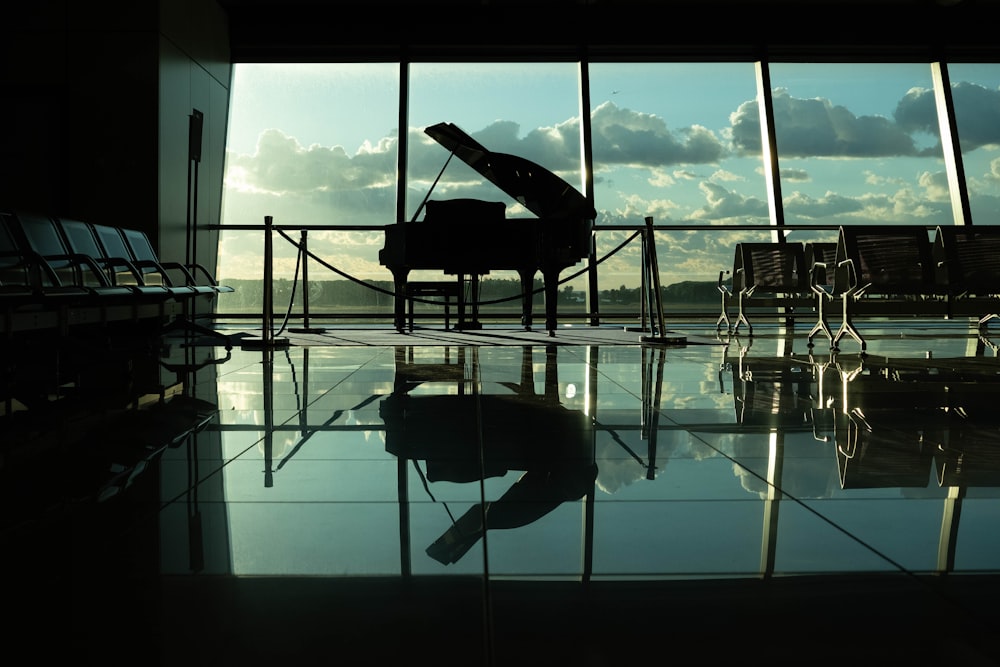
[947,64,1000,227]
[769,63,948,230]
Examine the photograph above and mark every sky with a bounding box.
[218,61,1000,290]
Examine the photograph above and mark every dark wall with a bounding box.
[0,1,231,277]
[219,0,1000,63]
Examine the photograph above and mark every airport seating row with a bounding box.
[812,225,1000,351]
[0,210,232,340]
[717,240,836,336]
[718,225,1000,352]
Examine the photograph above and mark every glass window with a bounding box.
[217,63,400,315]
[768,63,950,238]
[588,63,767,312]
[947,63,1000,227]
[405,63,586,313]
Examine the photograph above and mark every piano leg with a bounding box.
[542,268,560,336]
[455,274,483,330]
[391,269,409,332]
[517,269,535,331]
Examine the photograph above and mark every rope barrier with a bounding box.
[273,225,642,312]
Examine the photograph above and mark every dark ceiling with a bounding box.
[217,0,1000,62]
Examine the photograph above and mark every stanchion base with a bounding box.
[240,336,291,350]
[287,327,327,334]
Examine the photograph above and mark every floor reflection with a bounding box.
[5,322,1000,664]
[153,327,1000,581]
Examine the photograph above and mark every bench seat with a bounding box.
[808,225,949,352]
[0,210,231,338]
[934,225,1000,328]
[718,241,828,336]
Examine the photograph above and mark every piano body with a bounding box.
[379,122,596,334]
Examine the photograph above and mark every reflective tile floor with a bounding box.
[4,320,1000,665]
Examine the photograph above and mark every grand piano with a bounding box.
[379,122,596,334]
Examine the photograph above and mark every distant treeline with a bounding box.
[217,277,720,310]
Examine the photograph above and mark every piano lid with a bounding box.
[425,122,596,221]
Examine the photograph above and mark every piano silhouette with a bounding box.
[380,345,596,564]
[379,122,596,334]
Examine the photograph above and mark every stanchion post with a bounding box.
[242,215,289,349]
[638,216,685,346]
[288,229,326,334]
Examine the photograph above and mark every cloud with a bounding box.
[896,82,1000,152]
[732,88,924,157]
[782,190,866,219]
[917,170,952,202]
[591,101,727,167]
[780,168,810,182]
[227,128,397,195]
[779,186,951,224]
[689,182,770,222]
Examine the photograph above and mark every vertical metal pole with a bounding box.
[288,229,326,334]
[242,215,289,349]
[262,215,274,346]
[300,230,311,329]
[579,60,599,327]
[645,217,667,337]
[638,217,683,345]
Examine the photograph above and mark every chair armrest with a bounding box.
[717,270,731,296]
[809,261,830,296]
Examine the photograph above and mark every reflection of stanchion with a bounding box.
[632,216,685,346]
[262,347,275,487]
[640,345,666,480]
[185,432,205,572]
[242,215,290,349]
[288,230,326,334]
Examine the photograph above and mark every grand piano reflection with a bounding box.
[379,122,596,335]
[380,345,596,564]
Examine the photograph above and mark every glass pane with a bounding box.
[947,63,1000,227]
[217,63,399,315]
[588,63,767,313]
[405,62,586,309]
[769,63,949,236]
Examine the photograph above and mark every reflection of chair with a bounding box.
[935,408,1000,487]
[72,394,217,502]
[836,408,935,489]
[732,353,817,433]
